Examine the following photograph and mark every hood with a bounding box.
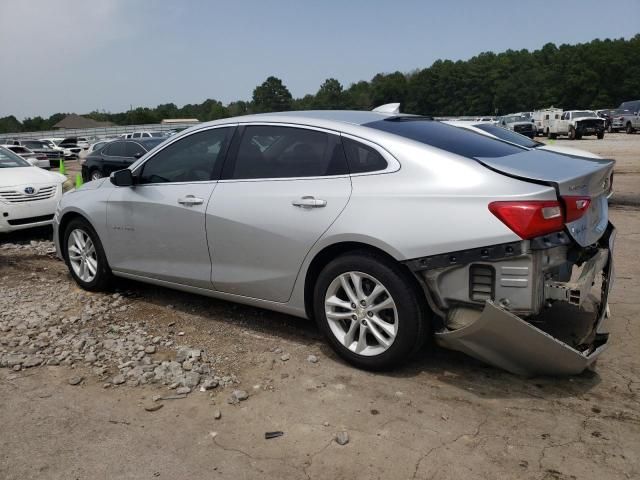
[573,116,603,122]
[0,166,66,188]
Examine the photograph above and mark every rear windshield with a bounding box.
[473,123,541,148]
[364,119,525,159]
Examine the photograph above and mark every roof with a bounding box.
[52,114,114,129]
[241,110,394,126]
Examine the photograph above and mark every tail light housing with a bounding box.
[489,196,591,240]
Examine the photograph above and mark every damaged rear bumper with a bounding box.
[414,224,616,376]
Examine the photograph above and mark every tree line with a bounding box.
[1,35,638,134]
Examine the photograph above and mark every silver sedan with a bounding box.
[53,109,615,375]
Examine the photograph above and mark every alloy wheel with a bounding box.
[324,271,398,356]
[67,228,98,283]
[91,170,103,181]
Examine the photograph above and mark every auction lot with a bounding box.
[1,135,639,480]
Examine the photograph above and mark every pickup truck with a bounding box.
[548,110,605,140]
[622,111,640,134]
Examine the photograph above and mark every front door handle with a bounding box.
[292,196,327,208]
[178,195,204,206]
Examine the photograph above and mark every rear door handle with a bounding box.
[292,196,327,208]
[178,195,204,206]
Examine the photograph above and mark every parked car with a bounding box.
[87,140,111,155]
[58,137,90,149]
[618,99,640,113]
[532,108,563,136]
[609,109,631,132]
[81,138,164,182]
[123,131,166,139]
[445,121,603,159]
[0,146,65,233]
[548,110,605,139]
[1,145,50,169]
[12,139,64,167]
[620,110,640,134]
[56,139,83,158]
[54,109,615,376]
[497,115,536,138]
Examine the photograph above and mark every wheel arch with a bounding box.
[57,210,99,261]
[302,240,424,320]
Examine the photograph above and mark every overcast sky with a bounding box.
[0,0,638,119]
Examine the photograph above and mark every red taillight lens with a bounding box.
[489,201,564,239]
[562,195,591,223]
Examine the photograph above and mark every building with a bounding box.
[52,114,114,129]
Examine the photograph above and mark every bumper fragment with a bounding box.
[435,301,608,376]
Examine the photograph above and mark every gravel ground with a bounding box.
[0,137,639,479]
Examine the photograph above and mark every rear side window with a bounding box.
[365,119,525,159]
[124,142,145,157]
[229,125,348,179]
[342,137,388,173]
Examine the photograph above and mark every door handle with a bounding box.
[178,195,204,206]
[292,196,327,208]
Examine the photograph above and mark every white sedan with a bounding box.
[0,146,66,233]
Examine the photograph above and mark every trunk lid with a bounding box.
[475,149,614,246]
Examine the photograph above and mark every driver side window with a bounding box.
[139,127,232,184]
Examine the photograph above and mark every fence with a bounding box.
[0,122,200,143]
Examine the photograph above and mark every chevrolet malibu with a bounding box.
[53,110,615,376]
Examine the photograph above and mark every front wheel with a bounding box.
[597,131,604,139]
[63,218,113,291]
[313,252,430,370]
[627,123,635,134]
[90,169,103,181]
[548,132,557,139]
[568,126,576,140]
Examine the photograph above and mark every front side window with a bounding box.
[230,125,347,179]
[139,127,232,184]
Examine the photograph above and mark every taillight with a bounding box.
[562,195,591,223]
[489,201,564,239]
[489,196,592,239]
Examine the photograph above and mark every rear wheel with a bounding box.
[626,123,634,134]
[313,252,430,370]
[63,218,112,291]
[549,132,557,140]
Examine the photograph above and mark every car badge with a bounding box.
[24,186,36,195]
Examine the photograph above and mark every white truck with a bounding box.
[548,110,605,140]
[532,107,563,136]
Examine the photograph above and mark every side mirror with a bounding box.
[134,152,143,159]
[110,169,134,187]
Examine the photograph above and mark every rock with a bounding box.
[144,402,164,412]
[111,374,126,385]
[144,345,156,354]
[307,354,318,363]
[229,390,249,404]
[176,386,191,395]
[213,409,222,420]
[335,431,349,445]
[201,378,219,390]
[23,356,43,368]
[68,376,83,385]
[280,353,290,362]
[183,371,201,389]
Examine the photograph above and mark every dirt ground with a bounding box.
[1,134,639,480]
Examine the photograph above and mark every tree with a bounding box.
[252,76,292,113]
[314,78,345,109]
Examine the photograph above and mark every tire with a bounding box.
[575,131,582,140]
[313,251,430,370]
[607,124,612,133]
[568,126,576,140]
[549,132,557,140]
[626,123,634,134]
[90,169,103,181]
[63,217,113,291]
[597,131,604,140]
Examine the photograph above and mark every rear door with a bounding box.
[101,141,128,175]
[106,126,234,286]
[207,124,352,302]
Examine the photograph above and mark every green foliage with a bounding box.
[2,36,639,134]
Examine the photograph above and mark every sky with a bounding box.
[0,0,638,119]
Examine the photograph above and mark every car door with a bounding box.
[105,126,235,287]
[207,124,352,302]
[100,141,128,176]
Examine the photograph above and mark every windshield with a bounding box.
[0,147,30,168]
[572,111,596,118]
[23,141,46,149]
[9,146,29,154]
[502,115,528,123]
[473,123,541,148]
[365,119,526,159]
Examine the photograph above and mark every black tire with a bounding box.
[63,217,113,291]
[568,126,576,140]
[575,130,582,140]
[549,132,557,140]
[90,169,103,181]
[597,131,604,140]
[626,123,634,134]
[313,251,430,370]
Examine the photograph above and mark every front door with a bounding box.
[105,126,234,287]
[208,124,352,302]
